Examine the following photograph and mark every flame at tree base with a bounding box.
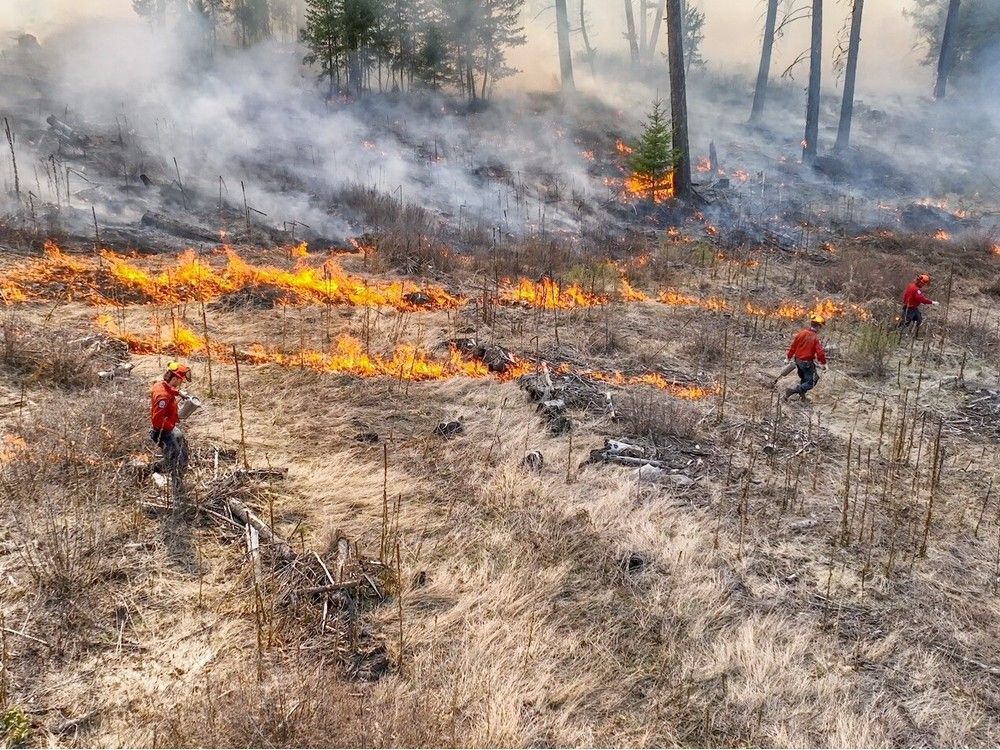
[624,172,675,204]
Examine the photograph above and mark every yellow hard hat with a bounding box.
[811,315,826,326]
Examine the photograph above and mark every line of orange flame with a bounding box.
[1,242,869,323]
[0,242,463,311]
[97,316,716,399]
[658,290,870,321]
[500,278,608,309]
[500,272,650,308]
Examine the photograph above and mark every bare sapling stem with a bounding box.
[396,539,405,671]
[919,421,944,557]
[232,344,249,469]
[840,433,853,546]
[381,443,389,562]
[565,432,574,483]
[3,118,19,201]
[200,302,214,397]
[975,479,994,539]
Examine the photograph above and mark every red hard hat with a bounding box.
[167,361,191,381]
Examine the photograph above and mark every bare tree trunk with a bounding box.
[555,0,576,91]
[934,0,961,100]
[665,0,691,197]
[749,0,779,123]
[639,0,648,58]
[580,0,597,77]
[624,0,640,67]
[802,0,822,165]
[835,0,864,152]
[647,0,666,59]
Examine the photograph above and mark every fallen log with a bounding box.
[300,580,362,595]
[46,114,88,146]
[223,497,296,561]
[49,710,98,736]
[140,211,219,243]
[592,452,668,469]
[235,467,289,480]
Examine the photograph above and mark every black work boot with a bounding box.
[784,387,797,402]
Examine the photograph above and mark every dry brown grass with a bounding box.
[616,388,707,443]
[4,231,1000,748]
[335,184,456,274]
[0,317,126,389]
[814,244,912,302]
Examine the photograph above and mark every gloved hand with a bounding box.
[784,357,793,364]
[821,364,829,372]
[931,301,940,306]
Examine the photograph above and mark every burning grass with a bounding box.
[96,316,719,400]
[657,290,870,322]
[500,277,610,309]
[0,242,464,312]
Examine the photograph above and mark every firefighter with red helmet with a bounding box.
[150,361,192,478]
[899,273,938,336]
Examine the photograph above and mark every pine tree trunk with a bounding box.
[665,0,691,197]
[555,0,576,91]
[639,0,648,58]
[934,0,961,100]
[834,0,864,152]
[749,0,778,123]
[647,0,666,59]
[350,48,362,95]
[624,0,640,67]
[580,0,597,77]
[802,0,822,165]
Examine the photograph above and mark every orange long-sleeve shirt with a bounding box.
[787,327,827,365]
[902,282,933,309]
[150,381,180,432]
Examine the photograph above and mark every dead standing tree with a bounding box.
[579,0,597,77]
[646,0,667,59]
[749,0,779,123]
[802,0,823,165]
[834,0,864,151]
[555,0,576,91]
[665,0,692,197]
[624,0,640,66]
[934,0,961,99]
[751,1,811,123]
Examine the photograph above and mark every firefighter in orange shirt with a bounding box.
[150,361,191,478]
[899,273,938,336]
[782,315,828,402]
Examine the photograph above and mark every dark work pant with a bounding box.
[792,358,819,395]
[899,306,923,329]
[150,427,188,478]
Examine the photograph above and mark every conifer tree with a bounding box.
[629,100,675,201]
[302,0,341,95]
